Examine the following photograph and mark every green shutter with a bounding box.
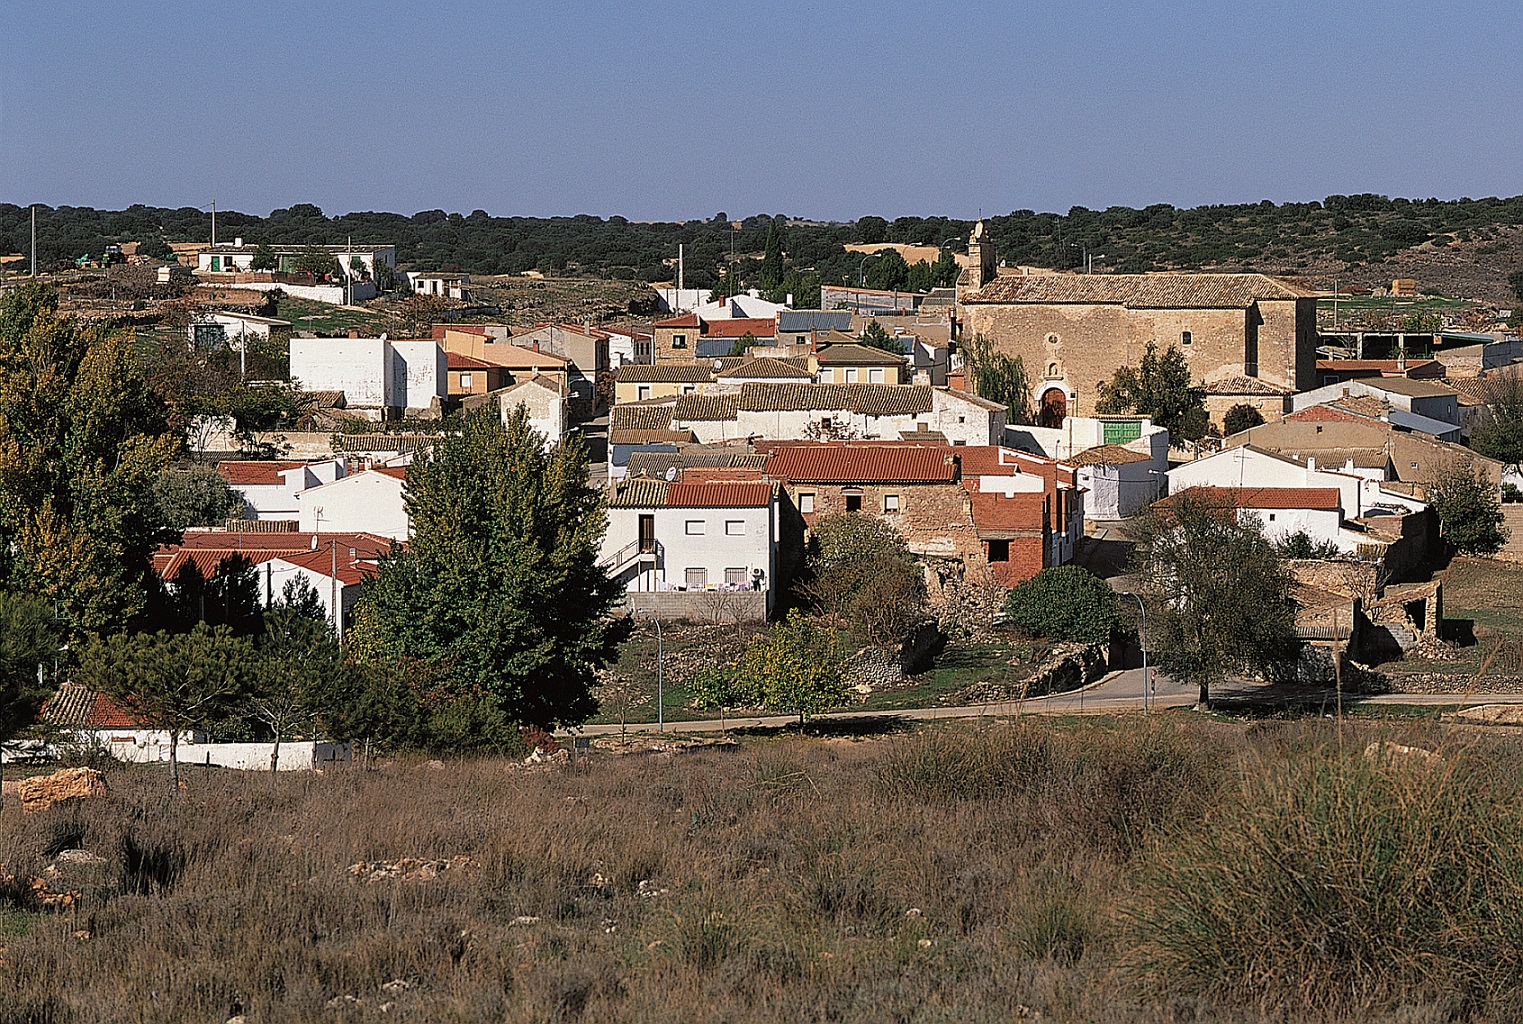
[1102,419,1142,445]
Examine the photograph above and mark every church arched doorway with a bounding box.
[1039,388,1068,428]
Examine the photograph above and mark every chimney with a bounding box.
[234,237,244,249]
[349,329,359,339]
[531,341,540,352]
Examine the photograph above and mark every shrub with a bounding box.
[1126,742,1523,1012]
[1002,566,1121,644]
[1221,403,1265,436]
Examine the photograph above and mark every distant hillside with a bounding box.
[4,194,1521,304]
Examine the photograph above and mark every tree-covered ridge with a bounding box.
[7,193,1523,291]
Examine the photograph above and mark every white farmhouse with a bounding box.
[297,467,409,540]
[1157,486,1348,550]
[218,458,349,520]
[1168,445,1425,520]
[497,376,568,447]
[289,337,446,415]
[188,311,291,350]
[600,476,780,621]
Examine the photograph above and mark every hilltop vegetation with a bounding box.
[6,193,1523,303]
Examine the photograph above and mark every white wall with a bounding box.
[1242,506,1345,548]
[499,383,567,447]
[291,338,388,406]
[88,731,350,771]
[1169,446,1369,516]
[260,558,363,634]
[602,503,777,596]
[388,341,446,410]
[298,471,409,540]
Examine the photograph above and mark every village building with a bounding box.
[217,458,349,520]
[289,336,446,416]
[814,340,909,385]
[1289,378,1463,440]
[600,476,781,622]
[956,223,1318,427]
[188,311,291,350]
[446,352,511,396]
[296,467,410,540]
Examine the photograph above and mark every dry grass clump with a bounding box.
[1126,729,1523,1016]
[0,718,1521,1022]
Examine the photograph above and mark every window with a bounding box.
[725,520,745,536]
[1268,513,1277,522]
[845,493,863,512]
[460,373,474,389]
[958,415,966,423]
[685,520,705,535]
[637,385,652,400]
[685,567,707,590]
[799,493,815,513]
[845,368,859,383]
[820,417,832,430]
[987,539,1010,562]
[1315,425,1323,433]
[1181,330,1193,346]
[883,494,900,513]
[682,385,695,394]
[869,367,884,384]
[1410,462,1419,469]
[1045,333,1058,346]
[725,567,747,587]
[672,334,687,348]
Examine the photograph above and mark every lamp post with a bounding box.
[1126,592,1149,712]
[858,252,884,288]
[634,608,664,732]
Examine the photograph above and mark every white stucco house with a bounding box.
[1157,486,1349,550]
[1069,445,1160,519]
[188,311,292,351]
[218,458,349,520]
[497,376,569,447]
[600,476,780,619]
[297,467,409,540]
[289,337,446,414]
[1167,445,1426,520]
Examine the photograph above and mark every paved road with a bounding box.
[567,668,1523,736]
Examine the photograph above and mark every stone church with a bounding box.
[955,223,1319,427]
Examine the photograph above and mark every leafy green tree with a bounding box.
[798,514,925,645]
[858,320,906,354]
[1274,531,1344,560]
[865,249,910,291]
[734,612,847,727]
[249,580,343,775]
[1002,566,1121,644]
[1428,463,1507,555]
[1132,491,1298,707]
[0,593,59,795]
[726,332,760,357]
[962,332,1034,425]
[136,235,174,261]
[77,624,253,788]
[292,245,339,280]
[857,217,888,244]
[759,219,785,292]
[0,285,180,633]
[1509,269,1523,305]
[249,243,279,272]
[152,466,246,531]
[349,407,629,734]
[1222,403,1265,436]
[687,665,747,735]
[1471,373,1523,474]
[1096,341,1209,442]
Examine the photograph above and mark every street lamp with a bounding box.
[858,252,884,288]
[633,608,664,732]
[1125,592,1149,712]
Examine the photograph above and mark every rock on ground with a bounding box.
[18,767,110,814]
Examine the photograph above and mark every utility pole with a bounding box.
[30,205,36,278]
[211,200,216,249]
[331,538,341,647]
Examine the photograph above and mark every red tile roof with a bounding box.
[1285,404,1377,424]
[654,313,700,329]
[667,480,775,507]
[701,318,776,339]
[154,531,395,580]
[217,461,307,486]
[89,692,143,729]
[274,547,379,586]
[372,466,408,480]
[766,444,957,483]
[447,353,497,370]
[1158,486,1342,512]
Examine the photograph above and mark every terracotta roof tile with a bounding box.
[815,342,908,366]
[964,272,1318,308]
[1157,485,1342,512]
[1204,376,1295,396]
[446,353,497,370]
[739,382,933,416]
[654,313,700,328]
[1071,444,1152,466]
[674,393,740,421]
[716,357,814,379]
[616,364,714,383]
[611,405,677,431]
[766,444,957,483]
[217,461,306,486]
[701,318,776,338]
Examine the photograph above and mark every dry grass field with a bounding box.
[5,715,1523,1023]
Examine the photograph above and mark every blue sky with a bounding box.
[3,0,1520,222]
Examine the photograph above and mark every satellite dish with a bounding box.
[713,359,722,370]
[310,535,319,550]
[665,466,677,482]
